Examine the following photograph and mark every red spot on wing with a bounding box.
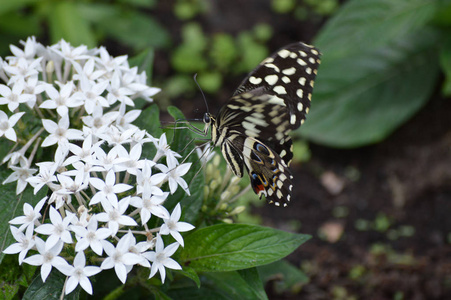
[252,183,265,194]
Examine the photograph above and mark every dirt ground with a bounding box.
[152,1,451,298]
[254,94,451,299]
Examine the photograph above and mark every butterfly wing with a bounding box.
[214,42,321,206]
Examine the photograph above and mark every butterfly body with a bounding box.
[203,42,320,207]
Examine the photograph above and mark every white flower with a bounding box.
[22,238,70,282]
[152,133,181,164]
[3,57,42,84]
[160,203,195,247]
[142,235,182,283]
[89,169,133,207]
[3,225,35,264]
[9,196,47,231]
[41,115,84,147]
[50,39,90,62]
[100,232,142,284]
[40,81,83,116]
[96,197,137,236]
[116,143,145,175]
[26,161,59,194]
[157,161,191,195]
[96,47,128,73]
[59,251,101,295]
[0,111,24,142]
[107,71,134,107]
[0,80,34,112]
[71,215,111,255]
[135,160,165,195]
[130,186,169,225]
[3,160,37,194]
[82,106,118,136]
[75,75,109,114]
[34,207,75,251]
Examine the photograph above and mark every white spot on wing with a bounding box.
[282,76,291,83]
[278,49,290,58]
[264,74,278,85]
[297,58,307,66]
[282,67,296,75]
[297,102,303,111]
[249,76,262,85]
[273,85,287,95]
[297,89,304,98]
[299,77,306,86]
[290,114,296,125]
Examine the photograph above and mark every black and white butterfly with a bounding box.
[202,42,320,207]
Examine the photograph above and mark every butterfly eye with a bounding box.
[203,113,211,124]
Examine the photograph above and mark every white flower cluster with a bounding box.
[1,37,195,295]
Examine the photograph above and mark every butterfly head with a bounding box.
[202,112,215,134]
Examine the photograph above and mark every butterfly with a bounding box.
[202,42,321,207]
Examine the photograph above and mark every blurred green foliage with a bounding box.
[301,0,451,147]
[0,0,169,56]
[166,22,273,97]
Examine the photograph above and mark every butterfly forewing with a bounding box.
[209,42,320,206]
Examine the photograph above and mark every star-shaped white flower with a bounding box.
[89,169,132,207]
[96,197,137,236]
[3,225,35,264]
[9,197,47,231]
[100,232,142,284]
[130,186,169,225]
[0,80,34,112]
[71,215,111,255]
[58,251,101,295]
[3,160,37,194]
[41,115,84,147]
[159,203,195,247]
[142,235,181,283]
[0,111,24,142]
[34,206,75,251]
[157,160,191,195]
[22,238,70,282]
[40,81,83,117]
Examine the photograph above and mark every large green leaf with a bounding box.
[167,271,267,300]
[179,224,310,272]
[299,0,441,147]
[315,0,438,59]
[302,29,440,147]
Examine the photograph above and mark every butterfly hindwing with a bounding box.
[242,137,293,206]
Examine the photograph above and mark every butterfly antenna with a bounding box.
[193,73,209,113]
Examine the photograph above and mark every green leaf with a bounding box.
[179,224,311,272]
[258,260,309,292]
[48,1,96,47]
[165,106,204,224]
[0,255,37,300]
[301,28,440,147]
[168,271,267,300]
[174,266,201,288]
[238,268,268,300]
[314,0,438,60]
[23,270,80,300]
